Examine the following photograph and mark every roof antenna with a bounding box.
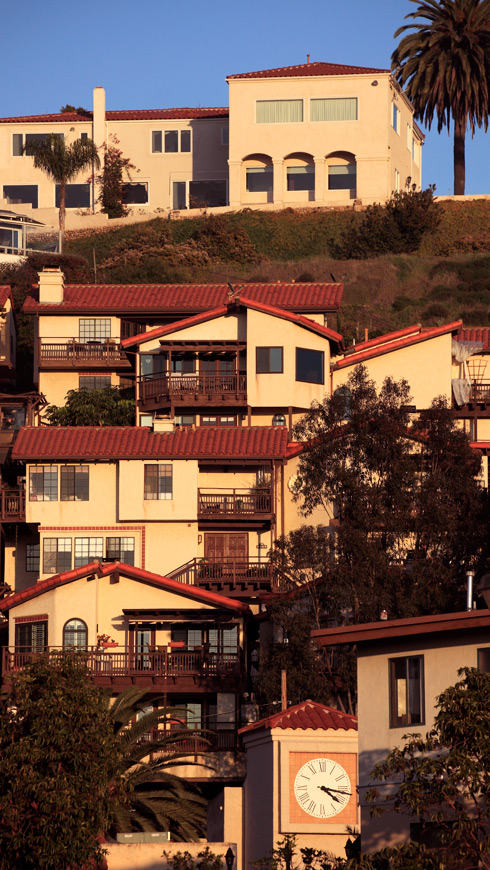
[227,282,243,302]
[307,54,310,64]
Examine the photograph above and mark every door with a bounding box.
[173,182,186,210]
[205,533,248,582]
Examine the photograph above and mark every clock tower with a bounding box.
[240,700,358,868]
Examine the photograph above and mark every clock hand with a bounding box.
[318,785,352,798]
[318,785,341,802]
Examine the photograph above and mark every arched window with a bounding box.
[63,618,88,650]
[272,413,286,426]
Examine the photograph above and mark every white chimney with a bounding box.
[93,86,106,149]
[38,267,64,304]
[152,416,175,433]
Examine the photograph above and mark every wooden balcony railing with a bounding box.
[140,725,238,754]
[138,373,247,409]
[38,339,131,369]
[168,557,287,594]
[0,487,25,521]
[2,646,242,679]
[198,488,272,518]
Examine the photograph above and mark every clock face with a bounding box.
[293,757,351,819]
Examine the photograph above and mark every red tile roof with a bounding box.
[0,561,249,613]
[122,297,343,349]
[0,108,228,123]
[458,327,490,350]
[0,287,13,308]
[12,426,290,461]
[227,61,389,79]
[23,282,344,315]
[239,699,357,734]
[334,321,462,369]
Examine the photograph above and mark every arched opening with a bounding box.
[63,618,88,650]
[326,150,357,198]
[243,153,273,201]
[284,152,315,195]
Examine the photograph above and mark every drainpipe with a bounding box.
[466,570,475,611]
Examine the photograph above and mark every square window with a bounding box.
[74,537,103,567]
[152,131,162,153]
[287,166,314,192]
[246,167,273,193]
[165,131,179,153]
[256,347,283,374]
[328,164,356,191]
[79,319,111,342]
[26,543,40,572]
[29,466,58,501]
[43,538,72,574]
[296,348,324,384]
[15,620,47,651]
[106,536,135,565]
[144,464,173,500]
[122,182,148,204]
[60,466,89,502]
[389,656,424,727]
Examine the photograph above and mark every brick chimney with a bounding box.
[38,267,64,304]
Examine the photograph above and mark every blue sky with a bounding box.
[3,0,489,196]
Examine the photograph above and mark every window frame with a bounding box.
[295,347,325,384]
[144,464,173,500]
[3,184,39,208]
[106,536,135,565]
[63,618,88,650]
[74,537,103,568]
[256,99,303,124]
[26,543,40,573]
[60,466,89,502]
[310,97,358,123]
[392,103,400,134]
[389,655,425,728]
[43,537,72,574]
[29,465,58,502]
[79,318,111,342]
[15,620,47,652]
[79,375,112,391]
[256,346,284,374]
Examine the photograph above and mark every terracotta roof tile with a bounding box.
[23,282,344,315]
[334,321,462,369]
[0,287,13,308]
[0,561,249,613]
[239,699,357,734]
[458,327,490,350]
[12,426,290,461]
[0,108,228,123]
[227,61,389,79]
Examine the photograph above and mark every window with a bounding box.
[246,167,273,193]
[171,356,195,374]
[30,466,58,501]
[394,168,400,192]
[26,543,40,572]
[256,100,303,123]
[272,413,286,426]
[79,375,111,391]
[328,164,356,190]
[79,319,111,342]
[181,130,191,152]
[162,130,191,153]
[393,103,400,133]
[55,184,90,208]
[256,347,283,373]
[63,618,88,649]
[201,415,236,426]
[389,656,424,727]
[15,620,47,651]
[221,127,229,145]
[478,648,490,672]
[287,165,314,191]
[122,182,148,204]
[14,132,64,156]
[144,464,173,500]
[3,185,38,208]
[175,414,196,427]
[189,180,227,207]
[12,134,23,156]
[60,466,89,502]
[80,132,88,141]
[152,131,162,153]
[43,538,72,574]
[74,537,103,567]
[310,98,358,122]
[296,348,324,384]
[106,537,135,565]
[406,123,411,150]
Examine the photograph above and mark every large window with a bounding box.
[3,185,39,208]
[256,347,283,374]
[14,132,64,156]
[15,620,47,651]
[144,464,173,500]
[246,167,273,193]
[122,182,149,204]
[189,180,227,207]
[389,656,424,727]
[328,164,356,190]
[256,100,303,123]
[60,466,89,502]
[55,184,90,208]
[155,130,191,153]
[79,375,111,391]
[296,347,324,384]
[29,466,58,501]
[43,538,72,574]
[310,98,358,122]
[63,618,88,649]
[287,165,314,191]
[74,537,103,567]
[106,537,135,565]
[79,319,111,342]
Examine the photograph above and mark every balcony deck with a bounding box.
[38,339,131,370]
[198,488,272,522]
[137,373,247,411]
[0,488,25,522]
[168,557,286,596]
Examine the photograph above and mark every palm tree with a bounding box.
[107,688,209,840]
[25,134,100,251]
[392,0,490,194]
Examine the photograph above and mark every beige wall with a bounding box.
[104,840,237,870]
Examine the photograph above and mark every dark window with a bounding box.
[328,165,356,191]
[189,180,227,207]
[478,648,490,672]
[122,182,148,204]
[272,414,286,426]
[3,185,38,208]
[144,465,173,500]
[24,132,63,155]
[79,319,111,342]
[80,132,88,141]
[29,466,58,501]
[55,184,90,208]
[287,166,315,191]
[389,656,424,727]
[181,130,191,152]
[63,618,88,649]
[79,375,111,391]
[106,537,135,565]
[121,320,141,340]
[12,134,23,156]
[43,538,72,574]
[246,168,273,192]
[15,620,47,651]
[60,466,89,502]
[256,347,283,373]
[296,347,324,384]
[74,537,103,567]
[175,415,196,427]
[152,131,162,153]
[26,543,40,572]
[171,356,195,373]
[165,131,179,153]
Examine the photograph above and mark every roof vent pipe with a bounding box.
[466,570,475,611]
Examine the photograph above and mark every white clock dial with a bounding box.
[293,757,351,818]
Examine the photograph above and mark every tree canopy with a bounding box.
[392,0,490,194]
[44,386,135,426]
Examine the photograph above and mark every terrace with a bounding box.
[198,488,272,521]
[0,487,25,521]
[137,373,247,411]
[168,557,285,596]
[38,338,131,370]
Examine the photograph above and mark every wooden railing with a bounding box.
[38,339,130,368]
[168,558,286,592]
[0,488,25,521]
[138,373,247,407]
[198,488,272,517]
[469,380,490,403]
[140,726,238,753]
[2,646,241,678]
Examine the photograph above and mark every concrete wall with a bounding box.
[104,840,237,870]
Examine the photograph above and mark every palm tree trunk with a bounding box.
[453,117,466,196]
[59,181,66,253]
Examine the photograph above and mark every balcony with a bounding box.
[198,488,272,521]
[137,373,247,411]
[141,725,239,755]
[168,557,286,596]
[38,339,131,370]
[0,487,25,521]
[2,645,243,690]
